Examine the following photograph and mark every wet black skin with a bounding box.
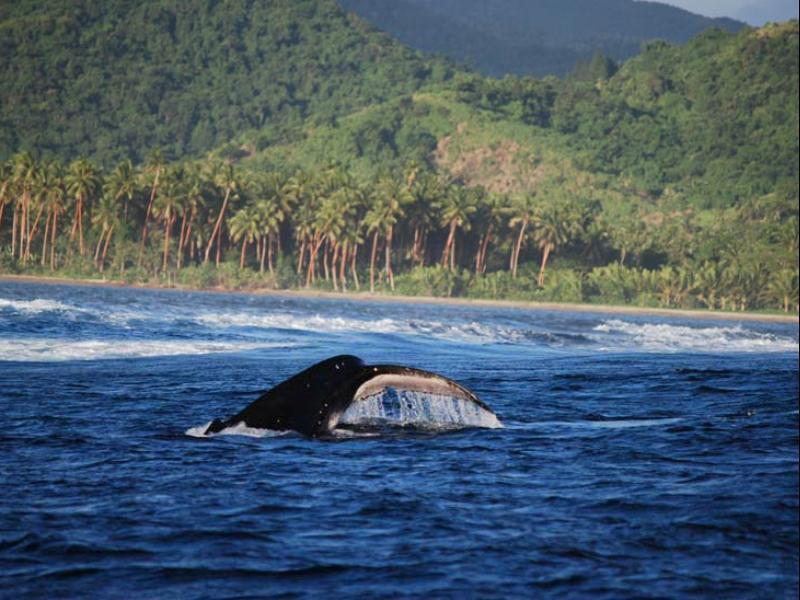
[204,354,491,437]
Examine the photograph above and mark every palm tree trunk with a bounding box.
[139,171,160,263]
[11,202,18,260]
[182,214,195,268]
[20,196,27,264]
[323,239,331,282]
[537,243,553,286]
[267,235,274,278]
[296,239,306,275]
[511,218,528,278]
[162,212,173,272]
[385,226,395,291]
[94,225,107,264]
[306,233,322,288]
[215,231,223,266]
[441,220,457,268]
[331,241,339,291]
[339,239,348,291]
[27,201,45,262]
[50,211,58,270]
[101,225,114,272]
[41,211,51,267]
[77,197,85,256]
[204,186,231,265]
[239,238,247,269]
[369,230,379,293]
[351,244,360,291]
[177,211,188,269]
[476,224,493,274]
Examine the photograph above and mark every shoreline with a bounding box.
[1,273,798,324]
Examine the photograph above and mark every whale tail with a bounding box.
[203,355,498,437]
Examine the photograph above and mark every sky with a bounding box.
[657,0,798,25]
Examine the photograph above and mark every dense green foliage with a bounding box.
[1,2,797,314]
[339,0,744,77]
[454,23,799,208]
[1,155,797,312]
[0,0,453,165]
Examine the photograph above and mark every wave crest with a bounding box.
[594,319,797,352]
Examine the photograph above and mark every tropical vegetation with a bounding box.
[0,1,797,314]
[1,153,797,312]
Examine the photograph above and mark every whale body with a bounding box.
[204,355,497,437]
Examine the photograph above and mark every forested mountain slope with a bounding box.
[247,22,798,210]
[0,0,453,165]
[338,0,745,76]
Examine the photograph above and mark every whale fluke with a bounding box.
[204,355,498,437]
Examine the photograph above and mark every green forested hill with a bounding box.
[246,22,798,210]
[0,3,797,312]
[0,0,453,165]
[338,0,745,77]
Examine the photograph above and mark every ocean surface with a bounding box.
[0,280,797,598]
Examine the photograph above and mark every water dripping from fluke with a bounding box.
[338,388,502,432]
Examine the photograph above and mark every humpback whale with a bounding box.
[204,355,498,437]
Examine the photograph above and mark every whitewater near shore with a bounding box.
[1,274,796,325]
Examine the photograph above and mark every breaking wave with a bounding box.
[0,298,80,314]
[194,310,587,347]
[593,319,798,353]
[0,338,294,362]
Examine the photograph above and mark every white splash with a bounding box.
[339,388,502,430]
[0,298,79,314]
[185,421,289,438]
[195,310,524,345]
[196,311,406,334]
[0,338,291,361]
[593,319,798,353]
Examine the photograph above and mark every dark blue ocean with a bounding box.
[0,280,797,598]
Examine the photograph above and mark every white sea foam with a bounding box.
[0,338,291,361]
[0,298,80,314]
[339,388,502,430]
[185,421,290,438]
[195,310,528,345]
[593,319,798,353]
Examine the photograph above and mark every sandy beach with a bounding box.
[1,273,797,324]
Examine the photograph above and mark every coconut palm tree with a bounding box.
[152,168,186,272]
[9,152,38,264]
[36,161,66,269]
[91,194,121,272]
[139,149,165,264]
[474,192,509,275]
[104,159,137,220]
[532,200,581,286]
[175,165,206,269]
[65,157,100,257]
[406,171,443,267]
[228,206,260,269]
[204,161,241,266]
[437,184,477,271]
[0,161,12,240]
[508,193,537,278]
[765,268,799,313]
[364,176,408,292]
